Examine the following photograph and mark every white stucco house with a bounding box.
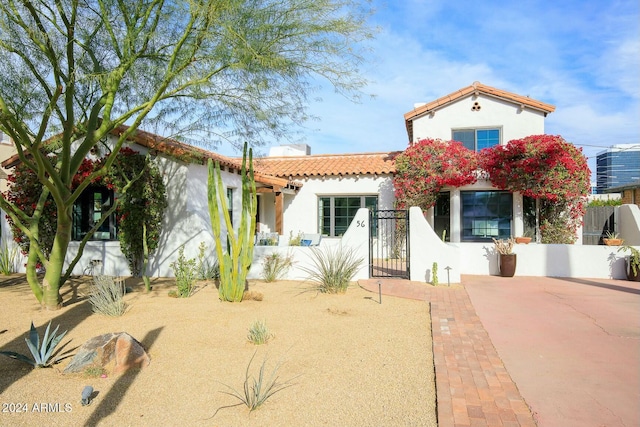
[1,82,638,282]
[403,81,557,243]
[0,124,397,278]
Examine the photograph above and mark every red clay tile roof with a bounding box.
[253,152,400,178]
[114,125,242,169]
[1,125,297,190]
[403,81,556,142]
[115,125,300,189]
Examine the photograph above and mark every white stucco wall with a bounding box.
[619,204,640,245]
[276,174,395,240]
[248,208,371,281]
[407,205,640,281]
[409,207,461,284]
[410,94,547,143]
[456,242,632,279]
[65,148,241,277]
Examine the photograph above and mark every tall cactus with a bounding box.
[207,143,257,302]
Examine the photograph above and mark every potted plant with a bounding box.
[493,237,516,277]
[603,231,624,246]
[515,230,533,244]
[617,245,640,281]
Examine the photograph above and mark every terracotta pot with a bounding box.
[515,237,531,244]
[499,253,516,277]
[603,238,624,246]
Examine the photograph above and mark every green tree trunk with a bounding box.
[41,209,73,309]
[142,223,151,292]
[25,244,43,303]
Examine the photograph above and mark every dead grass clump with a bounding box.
[326,307,350,316]
[243,290,263,301]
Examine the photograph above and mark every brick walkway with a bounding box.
[359,279,536,427]
[431,287,536,427]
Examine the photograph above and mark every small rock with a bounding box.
[81,386,93,406]
[64,332,150,375]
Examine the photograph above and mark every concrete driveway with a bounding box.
[464,275,640,427]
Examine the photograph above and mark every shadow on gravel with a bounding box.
[84,327,163,427]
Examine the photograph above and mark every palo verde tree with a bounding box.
[0,0,374,310]
[4,148,166,290]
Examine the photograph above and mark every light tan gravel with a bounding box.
[0,275,436,426]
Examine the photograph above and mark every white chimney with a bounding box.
[268,144,311,157]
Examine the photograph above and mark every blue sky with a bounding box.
[251,0,639,181]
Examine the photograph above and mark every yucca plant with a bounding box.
[220,351,294,412]
[0,321,69,368]
[301,245,364,293]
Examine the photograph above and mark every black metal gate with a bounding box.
[369,210,410,279]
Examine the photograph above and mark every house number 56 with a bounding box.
[356,220,366,227]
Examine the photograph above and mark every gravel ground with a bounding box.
[0,275,436,426]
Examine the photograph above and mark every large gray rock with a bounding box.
[64,332,150,375]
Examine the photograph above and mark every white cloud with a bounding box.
[248,0,640,165]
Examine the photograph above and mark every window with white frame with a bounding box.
[452,128,500,151]
[318,195,378,237]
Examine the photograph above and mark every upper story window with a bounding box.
[72,186,117,241]
[452,128,500,151]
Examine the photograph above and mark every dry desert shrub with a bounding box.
[243,290,264,301]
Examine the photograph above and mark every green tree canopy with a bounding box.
[0,0,375,310]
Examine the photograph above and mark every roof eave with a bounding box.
[403,82,556,142]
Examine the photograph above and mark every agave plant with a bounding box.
[0,321,69,368]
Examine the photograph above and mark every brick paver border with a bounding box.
[431,287,537,427]
[359,279,537,426]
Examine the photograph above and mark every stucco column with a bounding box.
[451,189,461,243]
[513,193,524,237]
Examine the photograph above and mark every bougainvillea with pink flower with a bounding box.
[480,135,590,243]
[5,157,105,259]
[393,134,590,244]
[393,138,479,210]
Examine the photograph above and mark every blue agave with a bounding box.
[0,321,68,368]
